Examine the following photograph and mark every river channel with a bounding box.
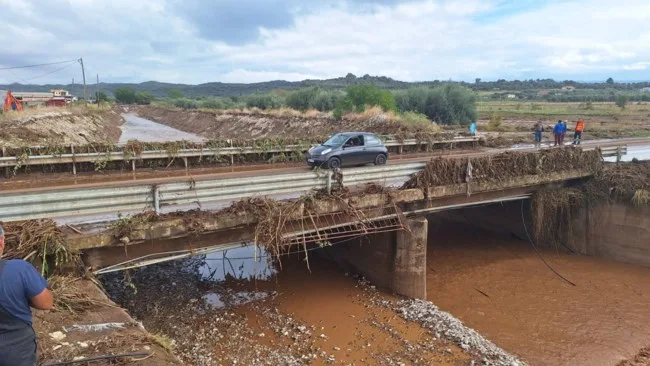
[102,211,650,366]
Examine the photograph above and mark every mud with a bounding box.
[426,218,650,366]
[0,108,123,146]
[102,252,502,365]
[34,278,179,365]
[135,106,451,141]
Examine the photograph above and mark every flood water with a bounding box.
[104,214,650,365]
[119,113,204,143]
[427,220,650,366]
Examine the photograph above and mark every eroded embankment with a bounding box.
[135,105,453,141]
[0,108,123,146]
[0,220,179,365]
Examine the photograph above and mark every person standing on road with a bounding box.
[533,120,544,146]
[560,121,568,145]
[0,224,53,366]
[469,121,477,136]
[553,120,563,146]
[573,119,585,145]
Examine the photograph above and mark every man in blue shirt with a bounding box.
[469,121,477,136]
[0,224,53,366]
[553,120,563,146]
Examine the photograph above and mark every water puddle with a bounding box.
[119,113,204,143]
[199,245,277,281]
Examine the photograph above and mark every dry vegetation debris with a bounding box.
[403,147,602,190]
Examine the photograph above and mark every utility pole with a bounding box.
[96,74,99,105]
[79,58,87,107]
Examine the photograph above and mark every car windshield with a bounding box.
[323,134,348,147]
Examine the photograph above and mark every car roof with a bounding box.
[337,132,377,136]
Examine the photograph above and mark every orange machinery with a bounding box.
[3,90,23,112]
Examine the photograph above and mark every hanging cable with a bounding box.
[520,200,576,287]
[0,59,78,71]
[18,62,77,82]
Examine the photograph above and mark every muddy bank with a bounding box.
[103,251,520,365]
[0,108,123,146]
[135,105,450,140]
[426,218,650,366]
[33,278,179,365]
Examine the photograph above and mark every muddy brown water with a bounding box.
[104,217,650,365]
[427,220,650,366]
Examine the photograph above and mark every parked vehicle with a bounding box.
[306,132,389,169]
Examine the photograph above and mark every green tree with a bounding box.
[134,91,154,105]
[395,85,476,125]
[245,94,283,110]
[606,77,614,84]
[615,94,628,109]
[168,88,184,99]
[114,88,136,104]
[96,91,109,104]
[285,88,319,111]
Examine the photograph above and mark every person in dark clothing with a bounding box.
[0,224,53,366]
[533,120,544,145]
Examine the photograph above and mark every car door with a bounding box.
[340,135,364,166]
[363,134,383,163]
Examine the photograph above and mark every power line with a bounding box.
[18,62,77,83]
[0,59,78,71]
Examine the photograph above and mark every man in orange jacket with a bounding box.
[573,119,585,145]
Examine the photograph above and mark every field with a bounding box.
[476,101,650,140]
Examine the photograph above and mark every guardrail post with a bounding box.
[183,157,188,169]
[70,144,77,175]
[326,170,333,194]
[229,139,234,166]
[616,146,622,163]
[2,147,8,177]
[153,185,160,214]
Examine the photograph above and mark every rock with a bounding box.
[52,345,62,351]
[258,333,266,338]
[78,342,89,348]
[319,334,328,339]
[333,347,341,351]
[49,331,66,341]
[73,356,85,361]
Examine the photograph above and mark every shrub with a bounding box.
[615,94,629,110]
[114,88,136,104]
[395,85,476,125]
[172,98,198,109]
[245,94,283,110]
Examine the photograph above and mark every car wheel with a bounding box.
[327,157,341,169]
[374,154,387,166]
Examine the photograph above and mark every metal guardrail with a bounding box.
[0,137,480,170]
[0,145,628,223]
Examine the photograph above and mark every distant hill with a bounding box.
[1,74,648,99]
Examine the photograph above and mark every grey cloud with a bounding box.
[176,0,296,44]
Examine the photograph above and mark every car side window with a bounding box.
[346,135,364,147]
[365,135,381,146]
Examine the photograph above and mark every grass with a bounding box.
[476,101,649,119]
[632,189,650,206]
[150,333,175,353]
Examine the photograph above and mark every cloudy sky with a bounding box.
[1,0,649,85]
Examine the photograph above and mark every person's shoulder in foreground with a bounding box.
[0,259,50,324]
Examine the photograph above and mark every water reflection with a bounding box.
[119,113,204,143]
[199,245,277,281]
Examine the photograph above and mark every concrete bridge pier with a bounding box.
[325,217,428,299]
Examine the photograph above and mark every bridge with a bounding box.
[0,144,614,301]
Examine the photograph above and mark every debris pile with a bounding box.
[396,299,524,366]
[1,219,79,275]
[404,148,602,190]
